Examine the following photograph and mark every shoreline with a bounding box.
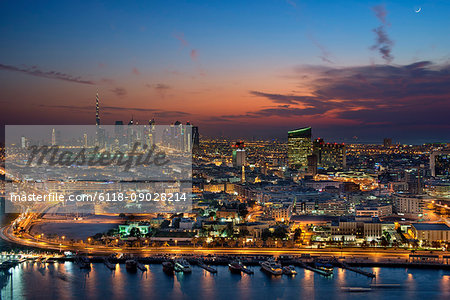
[2,224,450,271]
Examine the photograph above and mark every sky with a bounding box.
[1,0,449,144]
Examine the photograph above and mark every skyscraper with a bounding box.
[288,127,312,170]
[383,138,392,148]
[51,128,56,146]
[232,141,246,167]
[95,92,100,126]
[313,138,346,170]
[192,125,200,150]
[430,150,450,177]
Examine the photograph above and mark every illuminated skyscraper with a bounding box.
[313,138,346,170]
[51,128,56,146]
[192,125,199,149]
[232,141,246,167]
[95,92,100,126]
[21,136,27,149]
[288,127,312,169]
[383,138,392,148]
[430,150,450,177]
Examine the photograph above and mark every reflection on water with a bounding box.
[0,214,449,299]
[0,263,449,300]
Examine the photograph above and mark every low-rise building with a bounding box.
[410,223,450,242]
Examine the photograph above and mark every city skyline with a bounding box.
[1,0,450,144]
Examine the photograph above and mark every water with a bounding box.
[0,213,449,299]
[0,263,449,300]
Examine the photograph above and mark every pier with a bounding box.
[338,261,376,278]
[298,262,332,277]
[197,260,217,273]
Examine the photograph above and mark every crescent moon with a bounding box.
[415,7,421,13]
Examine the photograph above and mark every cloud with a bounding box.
[111,87,127,97]
[227,61,450,129]
[286,0,297,8]
[370,5,394,63]
[173,33,189,47]
[38,104,191,117]
[146,83,171,98]
[0,63,94,84]
[132,67,140,76]
[190,49,198,61]
[372,5,388,25]
[309,35,334,64]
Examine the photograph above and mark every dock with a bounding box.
[103,258,116,270]
[197,261,217,273]
[241,266,254,274]
[137,261,147,272]
[299,262,332,277]
[340,262,375,278]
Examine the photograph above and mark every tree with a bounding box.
[431,241,441,249]
[273,226,288,240]
[238,203,249,219]
[160,220,170,229]
[225,223,234,237]
[172,218,181,229]
[261,228,272,241]
[293,228,302,242]
[129,227,141,238]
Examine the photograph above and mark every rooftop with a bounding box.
[412,223,450,231]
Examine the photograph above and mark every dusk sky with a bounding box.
[1,0,449,143]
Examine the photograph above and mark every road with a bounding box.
[1,221,442,261]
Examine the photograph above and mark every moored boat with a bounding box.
[282,265,297,275]
[315,262,333,274]
[125,259,137,272]
[228,261,242,274]
[174,259,192,273]
[260,260,282,275]
[162,262,174,275]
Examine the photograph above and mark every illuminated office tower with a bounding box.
[383,138,392,148]
[192,125,200,149]
[95,92,100,126]
[307,154,318,176]
[287,127,312,169]
[146,119,156,146]
[430,150,450,177]
[21,136,27,149]
[313,138,346,170]
[232,141,246,167]
[51,128,56,145]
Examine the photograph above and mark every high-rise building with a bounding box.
[288,127,312,169]
[95,92,100,126]
[192,125,199,149]
[393,193,423,216]
[430,150,450,177]
[232,141,246,167]
[21,136,27,149]
[313,138,346,170]
[307,154,318,176]
[383,138,392,148]
[51,128,56,146]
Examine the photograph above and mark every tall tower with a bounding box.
[287,127,312,170]
[51,128,56,146]
[95,92,100,126]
